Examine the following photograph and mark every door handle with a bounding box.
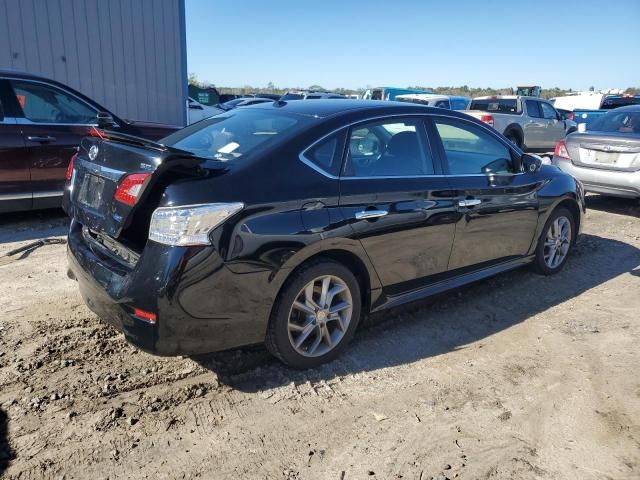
[27,135,56,143]
[355,209,388,220]
[458,199,482,208]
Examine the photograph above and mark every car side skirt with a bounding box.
[373,255,535,312]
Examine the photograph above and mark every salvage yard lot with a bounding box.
[1,197,639,480]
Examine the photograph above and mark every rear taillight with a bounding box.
[568,111,574,121]
[114,173,151,206]
[554,140,571,160]
[66,153,77,181]
[149,203,244,246]
[480,115,494,127]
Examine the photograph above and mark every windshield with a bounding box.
[469,98,520,114]
[162,109,307,161]
[589,111,640,134]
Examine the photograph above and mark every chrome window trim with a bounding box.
[0,192,32,201]
[1,76,104,127]
[299,112,524,180]
[33,190,64,199]
[14,117,99,127]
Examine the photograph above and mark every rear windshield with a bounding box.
[280,93,304,100]
[162,109,308,161]
[589,111,640,133]
[469,99,520,114]
[601,96,640,110]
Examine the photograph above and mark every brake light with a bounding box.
[568,111,574,121]
[480,115,494,127]
[554,140,571,160]
[66,153,77,181]
[114,173,151,206]
[132,308,157,324]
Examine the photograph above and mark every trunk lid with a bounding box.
[62,129,224,238]
[565,132,640,171]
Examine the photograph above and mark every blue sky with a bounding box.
[185,0,640,91]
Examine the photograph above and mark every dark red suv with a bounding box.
[0,70,180,213]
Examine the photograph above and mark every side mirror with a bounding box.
[521,153,542,173]
[96,111,116,129]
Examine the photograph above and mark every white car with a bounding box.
[187,97,224,124]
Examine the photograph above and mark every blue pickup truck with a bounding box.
[552,94,640,130]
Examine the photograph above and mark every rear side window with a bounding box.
[344,118,434,177]
[434,119,514,175]
[525,100,542,118]
[303,132,345,176]
[435,100,450,109]
[470,98,520,113]
[10,80,97,124]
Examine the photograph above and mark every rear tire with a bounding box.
[505,131,522,149]
[265,259,362,369]
[532,207,575,275]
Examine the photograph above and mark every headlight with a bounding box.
[149,203,244,246]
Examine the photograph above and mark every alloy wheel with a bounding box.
[287,275,353,357]
[543,216,572,269]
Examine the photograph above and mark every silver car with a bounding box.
[552,105,640,199]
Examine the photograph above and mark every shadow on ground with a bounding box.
[0,408,14,476]
[193,233,640,392]
[585,194,640,218]
[0,209,68,246]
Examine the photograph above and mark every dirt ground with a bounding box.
[0,195,639,480]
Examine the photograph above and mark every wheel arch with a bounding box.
[270,244,379,316]
[504,123,524,143]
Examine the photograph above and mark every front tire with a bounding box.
[266,259,362,369]
[532,207,575,275]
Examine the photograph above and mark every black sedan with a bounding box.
[63,100,585,369]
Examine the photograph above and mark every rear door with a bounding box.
[8,78,98,208]
[338,116,458,295]
[430,116,540,271]
[0,79,31,212]
[524,99,545,149]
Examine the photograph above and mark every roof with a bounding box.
[245,98,474,120]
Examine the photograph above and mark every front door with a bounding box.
[338,117,458,295]
[8,78,98,208]
[430,117,541,271]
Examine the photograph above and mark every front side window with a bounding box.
[163,109,306,161]
[10,80,97,124]
[525,100,542,118]
[344,118,434,177]
[540,102,558,120]
[434,119,514,175]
